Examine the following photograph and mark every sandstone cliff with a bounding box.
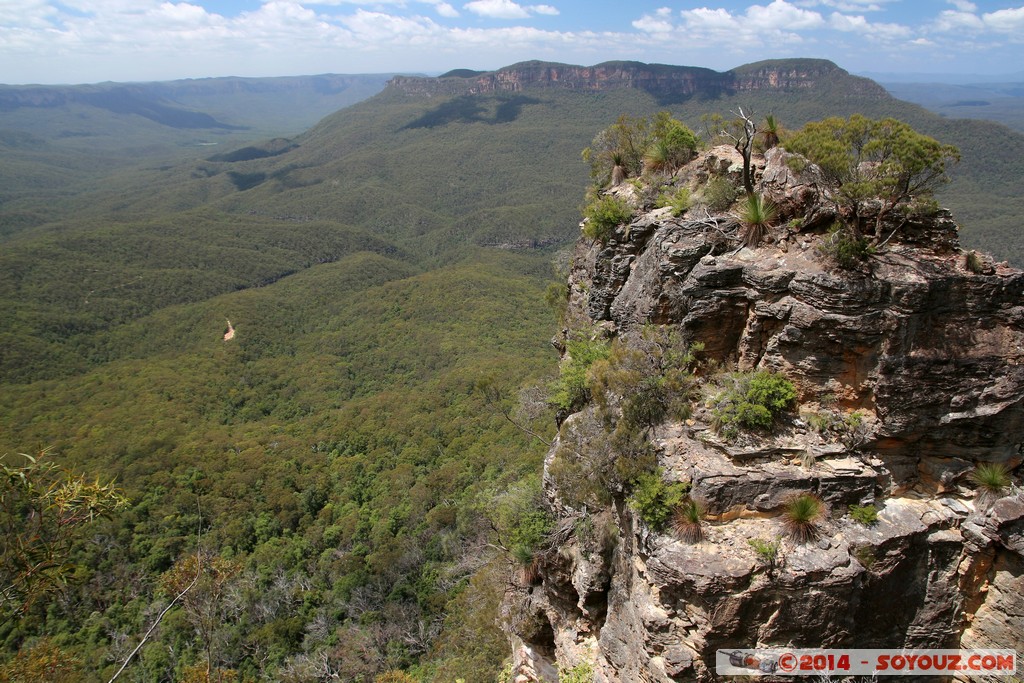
[509,146,1024,681]
[388,59,890,101]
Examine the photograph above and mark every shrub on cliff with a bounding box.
[737,193,778,247]
[971,462,1011,496]
[588,331,700,433]
[656,186,691,217]
[849,503,878,526]
[785,114,960,241]
[818,223,875,269]
[581,194,632,243]
[583,112,697,185]
[784,493,825,542]
[702,176,738,212]
[629,469,690,532]
[710,370,797,440]
[550,336,610,413]
[671,497,705,543]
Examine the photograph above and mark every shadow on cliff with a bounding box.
[649,85,730,107]
[402,94,540,129]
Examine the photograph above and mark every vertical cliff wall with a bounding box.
[509,147,1024,682]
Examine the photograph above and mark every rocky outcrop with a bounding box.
[512,147,1024,681]
[389,59,891,101]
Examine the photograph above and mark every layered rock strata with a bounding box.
[511,148,1024,682]
[389,59,888,101]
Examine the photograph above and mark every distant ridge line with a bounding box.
[389,58,892,100]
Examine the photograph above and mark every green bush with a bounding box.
[582,194,633,243]
[508,508,555,565]
[784,156,808,174]
[628,469,690,532]
[748,537,780,567]
[656,186,692,217]
[746,372,799,413]
[582,111,697,183]
[848,503,878,526]
[711,370,797,440]
[818,224,874,269]
[588,328,700,434]
[853,544,877,569]
[559,662,595,683]
[550,337,610,412]
[965,250,985,274]
[702,176,738,212]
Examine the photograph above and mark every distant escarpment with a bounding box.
[389,59,890,101]
[0,85,241,129]
[509,144,1024,681]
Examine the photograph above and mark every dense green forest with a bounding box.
[2,60,1024,681]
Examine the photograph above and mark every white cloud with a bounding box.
[0,0,59,29]
[463,0,530,19]
[531,4,558,16]
[947,0,976,11]
[931,9,985,32]
[300,0,459,16]
[632,16,673,33]
[679,7,739,32]
[461,0,555,19]
[676,1,824,50]
[633,7,673,33]
[433,2,459,17]
[829,12,868,31]
[794,0,890,11]
[983,6,1024,33]
[746,0,825,30]
[828,11,908,39]
[340,8,442,43]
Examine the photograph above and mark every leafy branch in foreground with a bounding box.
[1,450,129,625]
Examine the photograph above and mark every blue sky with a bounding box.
[1,0,1022,84]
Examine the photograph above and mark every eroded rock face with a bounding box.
[388,59,891,101]
[513,149,1024,681]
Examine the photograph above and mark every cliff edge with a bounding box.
[509,144,1024,682]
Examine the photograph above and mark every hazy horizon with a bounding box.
[2,60,1022,89]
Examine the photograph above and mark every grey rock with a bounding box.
[525,147,1024,681]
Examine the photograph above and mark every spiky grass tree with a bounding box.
[762,114,781,149]
[738,193,778,247]
[671,498,705,543]
[643,139,673,176]
[610,152,627,187]
[971,462,1011,497]
[783,493,824,543]
[513,545,543,585]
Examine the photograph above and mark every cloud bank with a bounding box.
[1,0,1021,83]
